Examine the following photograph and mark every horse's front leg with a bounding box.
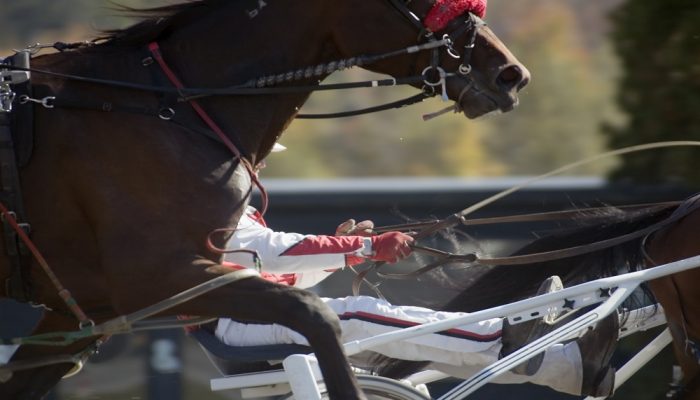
[171,271,366,400]
[0,310,99,400]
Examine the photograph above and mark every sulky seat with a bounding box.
[189,326,313,375]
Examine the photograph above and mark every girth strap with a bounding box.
[0,111,31,302]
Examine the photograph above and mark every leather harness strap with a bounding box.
[0,111,31,302]
[0,51,33,303]
[0,52,93,326]
[375,202,682,233]
[146,42,270,216]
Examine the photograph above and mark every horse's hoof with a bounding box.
[578,312,619,396]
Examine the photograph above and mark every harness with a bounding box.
[3,2,485,121]
[0,51,33,303]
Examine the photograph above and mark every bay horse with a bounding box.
[376,195,700,398]
[0,1,529,398]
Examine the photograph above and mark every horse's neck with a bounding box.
[34,1,338,162]
[19,1,342,247]
[156,1,336,158]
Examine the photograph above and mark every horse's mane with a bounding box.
[97,1,230,46]
[373,202,677,379]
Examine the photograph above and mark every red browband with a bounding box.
[424,0,487,32]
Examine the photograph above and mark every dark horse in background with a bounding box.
[0,1,529,398]
[377,196,700,398]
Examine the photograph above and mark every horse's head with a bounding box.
[331,0,529,119]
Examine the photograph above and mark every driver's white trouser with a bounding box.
[216,295,585,395]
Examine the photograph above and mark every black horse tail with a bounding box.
[373,202,677,380]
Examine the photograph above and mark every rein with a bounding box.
[357,196,700,288]
[356,141,700,287]
[350,201,683,295]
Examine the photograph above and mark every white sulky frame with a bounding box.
[209,254,700,399]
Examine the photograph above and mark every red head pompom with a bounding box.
[424,0,487,32]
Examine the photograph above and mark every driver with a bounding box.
[204,143,618,398]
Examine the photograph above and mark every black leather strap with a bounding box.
[0,112,32,302]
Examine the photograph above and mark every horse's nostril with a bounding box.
[496,65,526,91]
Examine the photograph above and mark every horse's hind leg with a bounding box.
[0,310,99,400]
[172,274,367,400]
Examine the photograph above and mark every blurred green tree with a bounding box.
[605,0,700,187]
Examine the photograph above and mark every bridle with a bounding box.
[1,1,485,120]
[382,0,483,96]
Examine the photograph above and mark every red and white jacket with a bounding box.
[224,207,369,289]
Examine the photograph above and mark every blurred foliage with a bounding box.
[481,1,620,176]
[272,0,623,178]
[0,0,158,48]
[0,0,94,46]
[605,0,700,188]
[1,0,622,178]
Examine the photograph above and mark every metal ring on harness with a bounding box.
[421,85,437,97]
[18,95,55,109]
[0,86,16,113]
[78,319,95,330]
[442,35,461,59]
[421,66,449,101]
[421,66,446,87]
[158,107,175,120]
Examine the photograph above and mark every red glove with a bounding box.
[369,232,414,263]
